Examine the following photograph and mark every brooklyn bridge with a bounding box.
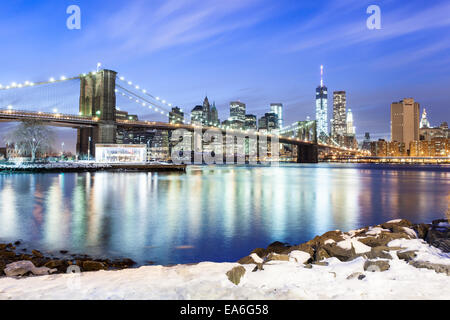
[0,69,360,163]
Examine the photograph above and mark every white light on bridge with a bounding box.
[53,108,58,113]
[60,76,66,80]
[7,105,13,110]
[49,78,55,82]
[120,76,125,81]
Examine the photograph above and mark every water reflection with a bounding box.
[0,164,449,265]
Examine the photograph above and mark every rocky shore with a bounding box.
[230,218,450,284]
[0,242,137,277]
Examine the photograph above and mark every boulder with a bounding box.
[412,223,431,240]
[312,261,329,266]
[397,250,417,261]
[266,252,289,262]
[304,264,313,269]
[409,260,450,276]
[32,250,43,258]
[81,261,107,272]
[365,246,393,260]
[226,266,246,285]
[364,260,390,272]
[307,231,345,249]
[315,247,330,261]
[322,243,358,262]
[4,261,35,277]
[381,219,413,230]
[347,272,366,280]
[430,239,450,253]
[251,248,268,258]
[288,250,311,264]
[266,241,290,254]
[286,243,314,257]
[238,253,264,265]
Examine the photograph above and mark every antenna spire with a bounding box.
[320,65,324,87]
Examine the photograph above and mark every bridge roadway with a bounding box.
[0,108,359,153]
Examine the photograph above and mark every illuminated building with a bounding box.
[270,103,283,129]
[95,144,147,163]
[316,65,328,138]
[391,98,420,152]
[169,107,184,124]
[332,91,347,140]
[420,108,431,128]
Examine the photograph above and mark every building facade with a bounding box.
[315,65,328,138]
[270,103,283,129]
[332,91,347,139]
[391,98,420,152]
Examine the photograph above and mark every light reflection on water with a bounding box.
[0,164,449,265]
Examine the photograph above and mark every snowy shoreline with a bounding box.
[0,218,449,300]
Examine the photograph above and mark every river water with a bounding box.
[0,164,448,265]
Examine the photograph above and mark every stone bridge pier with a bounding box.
[76,69,117,157]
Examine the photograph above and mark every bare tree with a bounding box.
[5,120,55,162]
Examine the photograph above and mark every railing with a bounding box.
[0,108,98,123]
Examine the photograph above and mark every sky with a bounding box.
[0,0,449,152]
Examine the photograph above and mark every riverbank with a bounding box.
[0,162,186,173]
[0,218,448,299]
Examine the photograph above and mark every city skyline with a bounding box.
[1,0,450,152]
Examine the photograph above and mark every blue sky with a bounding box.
[1,0,449,152]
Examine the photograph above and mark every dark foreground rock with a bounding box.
[237,218,449,275]
[0,242,137,278]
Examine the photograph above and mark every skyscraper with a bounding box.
[391,98,420,151]
[270,103,283,129]
[420,108,431,128]
[346,108,355,136]
[245,114,257,130]
[191,105,203,125]
[169,107,184,124]
[230,101,246,123]
[332,91,347,138]
[202,96,211,125]
[210,102,219,127]
[316,65,328,137]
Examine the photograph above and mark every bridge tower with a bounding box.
[76,69,117,158]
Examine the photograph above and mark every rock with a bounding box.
[432,219,449,226]
[286,243,314,257]
[364,260,390,272]
[44,260,65,269]
[32,250,43,258]
[252,264,264,272]
[409,260,450,276]
[226,266,246,285]
[238,253,264,265]
[412,223,431,240]
[347,272,366,280]
[0,250,16,258]
[381,219,413,230]
[81,261,107,272]
[266,252,289,262]
[31,266,57,276]
[312,261,329,266]
[322,243,358,262]
[266,241,289,254]
[365,246,393,260]
[14,241,21,246]
[4,261,35,277]
[304,264,313,269]
[60,250,68,254]
[359,232,410,248]
[288,250,311,264]
[397,250,417,261]
[315,247,330,261]
[307,231,345,249]
[430,239,450,253]
[251,248,268,259]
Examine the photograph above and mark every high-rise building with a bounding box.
[230,101,246,123]
[244,114,257,130]
[391,98,420,151]
[316,65,328,138]
[346,108,356,136]
[169,107,184,124]
[210,102,219,127]
[191,105,203,125]
[270,103,283,129]
[258,113,278,132]
[332,91,347,138]
[420,108,431,128]
[202,96,211,125]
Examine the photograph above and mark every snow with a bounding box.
[387,219,403,223]
[336,239,372,254]
[1,239,448,300]
[288,251,311,264]
[250,253,263,264]
[366,227,390,236]
[324,239,335,245]
[402,227,417,239]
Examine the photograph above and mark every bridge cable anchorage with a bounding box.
[116,75,181,112]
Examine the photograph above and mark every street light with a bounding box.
[88,136,91,161]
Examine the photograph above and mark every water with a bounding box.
[0,164,449,265]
